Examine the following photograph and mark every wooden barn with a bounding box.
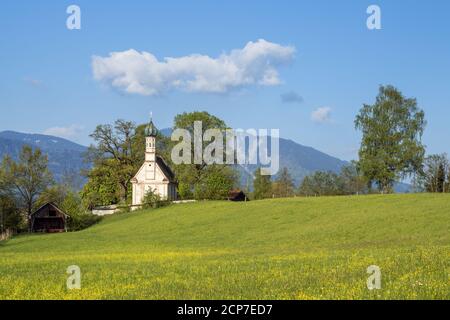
[228,190,248,202]
[29,203,69,233]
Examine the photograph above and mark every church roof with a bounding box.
[131,155,176,184]
[156,156,175,181]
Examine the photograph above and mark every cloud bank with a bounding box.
[92,39,295,96]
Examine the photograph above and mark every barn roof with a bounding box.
[30,202,70,218]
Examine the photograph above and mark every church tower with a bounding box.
[144,117,157,179]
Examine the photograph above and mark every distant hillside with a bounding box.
[235,138,348,189]
[0,131,89,187]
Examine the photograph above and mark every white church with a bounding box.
[131,118,177,208]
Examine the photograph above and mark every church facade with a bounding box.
[131,119,177,208]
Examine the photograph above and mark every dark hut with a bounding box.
[228,190,248,202]
[29,203,69,233]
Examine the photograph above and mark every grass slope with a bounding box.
[0,194,449,300]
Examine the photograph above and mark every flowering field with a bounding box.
[0,194,449,300]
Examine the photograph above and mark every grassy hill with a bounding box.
[0,194,449,300]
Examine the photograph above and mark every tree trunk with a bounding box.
[27,202,33,216]
[120,181,128,203]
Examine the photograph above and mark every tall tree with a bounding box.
[171,111,236,199]
[297,175,315,196]
[355,85,426,193]
[273,167,295,198]
[0,145,53,216]
[87,119,141,203]
[173,111,227,169]
[80,162,121,209]
[253,167,272,200]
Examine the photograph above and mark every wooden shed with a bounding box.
[228,190,248,202]
[29,203,69,233]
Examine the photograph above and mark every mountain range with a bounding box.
[0,131,89,188]
[234,138,348,188]
[158,128,347,187]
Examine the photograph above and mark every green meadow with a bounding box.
[0,194,449,300]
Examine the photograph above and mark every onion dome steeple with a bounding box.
[145,113,157,137]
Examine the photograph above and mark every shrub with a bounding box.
[142,189,169,209]
[68,212,102,231]
[0,195,21,233]
[62,191,102,231]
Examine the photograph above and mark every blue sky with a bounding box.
[0,0,449,161]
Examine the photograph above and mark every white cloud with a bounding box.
[43,125,84,139]
[311,107,332,123]
[92,39,295,96]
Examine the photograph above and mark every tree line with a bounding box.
[252,161,367,199]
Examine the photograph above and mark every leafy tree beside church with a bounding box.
[169,111,238,200]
